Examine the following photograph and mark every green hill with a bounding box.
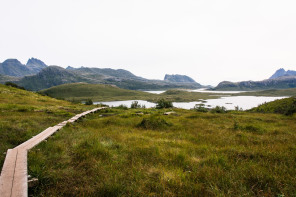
[40,83,221,102]
[0,84,94,168]
[40,83,153,102]
[250,97,296,115]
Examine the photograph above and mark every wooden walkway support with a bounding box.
[0,107,106,197]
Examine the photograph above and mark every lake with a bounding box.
[95,96,287,110]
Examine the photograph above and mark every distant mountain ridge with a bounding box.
[214,76,296,91]
[270,68,296,79]
[0,58,47,77]
[15,66,203,91]
[213,68,296,91]
[164,74,196,83]
[0,57,203,91]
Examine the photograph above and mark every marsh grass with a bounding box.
[0,84,94,168]
[28,108,296,196]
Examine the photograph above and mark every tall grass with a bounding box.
[0,84,94,168]
[28,108,296,196]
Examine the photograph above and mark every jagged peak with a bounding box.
[26,57,47,67]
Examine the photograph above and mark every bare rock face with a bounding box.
[164,74,196,83]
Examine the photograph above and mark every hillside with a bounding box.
[214,76,296,91]
[40,83,221,102]
[16,66,87,91]
[249,97,296,115]
[0,74,20,84]
[40,83,153,101]
[0,84,94,168]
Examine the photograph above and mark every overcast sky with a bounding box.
[1,0,296,85]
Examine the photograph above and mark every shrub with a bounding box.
[5,82,25,90]
[85,99,93,105]
[210,106,227,113]
[131,101,141,109]
[193,104,208,112]
[156,99,173,109]
[234,106,243,111]
[117,104,128,110]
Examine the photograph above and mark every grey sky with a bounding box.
[1,0,296,86]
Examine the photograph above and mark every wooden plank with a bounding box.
[0,107,106,197]
[11,150,27,197]
[0,149,18,197]
[15,127,54,150]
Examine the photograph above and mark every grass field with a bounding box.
[0,84,94,168]
[28,108,296,196]
[40,83,222,102]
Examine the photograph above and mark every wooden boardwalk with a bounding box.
[0,107,106,197]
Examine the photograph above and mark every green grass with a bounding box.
[249,97,296,115]
[0,84,95,168]
[39,83,222,102]
[28,108,296,196]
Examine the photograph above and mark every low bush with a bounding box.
[5,82,25,90]
[117,104,128,110]
[193,104,209,112]
[131,101,141,109]
[210,106,227,113]
[156,99,173,109]
[85,99,93,105]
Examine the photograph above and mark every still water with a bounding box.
[95,96,287,110]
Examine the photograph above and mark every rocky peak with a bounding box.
[26,58,47,72]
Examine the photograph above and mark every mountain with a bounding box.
[0,57,205,91]
[17,66,86,91]
[270,68,296,79]
[0,58,47,77]
[73,67,143,80]
[0,59,33,77]
[26,58,47,73]
[214,76,296,91]
[15,65,203,91]
[164,74,196,83]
